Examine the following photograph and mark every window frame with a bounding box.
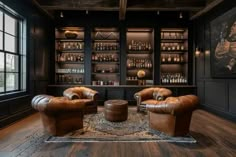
[0,4,27,96]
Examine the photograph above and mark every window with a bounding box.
[0,3,26,94]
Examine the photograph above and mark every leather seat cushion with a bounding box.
[141,99,158,105]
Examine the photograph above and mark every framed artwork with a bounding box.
[211,7,236,78]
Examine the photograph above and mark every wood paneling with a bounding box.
[194,0,236,121]
[205,81,228,111]
[204,23,212,78]
[197,81,205,104]
[107,88,124,100]
[229,81,236,114]
[0,0,54,128]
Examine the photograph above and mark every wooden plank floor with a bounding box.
[0,108,235,157]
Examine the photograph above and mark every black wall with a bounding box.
[0,0,54,127]
[194,0,236,121]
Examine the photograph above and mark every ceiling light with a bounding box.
[86,10,88,15]
[157,11,160,15]
[179,12,183,19]
[60,11,64,18]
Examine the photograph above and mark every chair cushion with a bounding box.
[141,99,158,105]
[77,99,94,106]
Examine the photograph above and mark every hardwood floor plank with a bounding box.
[0,109,235,157]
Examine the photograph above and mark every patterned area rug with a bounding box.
[45,109,196,143]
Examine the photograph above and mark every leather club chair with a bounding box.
[63,87,99,114]
[146,95,199,136]
[134,87,172,112]
[31,95,85,136]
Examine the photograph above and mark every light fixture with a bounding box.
[179,12,183,19]
[205,50,210,55]
[86,10,88,15]
[60,11,64,18]
[157,11,160,15]
[195,47,201,57]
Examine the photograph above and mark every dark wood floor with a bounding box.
[0,108,235,157]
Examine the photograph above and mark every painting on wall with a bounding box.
[211,7,236,78]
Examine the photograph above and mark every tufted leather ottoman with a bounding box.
[104,99,128,122]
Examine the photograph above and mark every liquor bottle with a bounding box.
[80,56,84,62]
[172,43,176,50]
[180,55,184,62]
[176,54,180,62]
[176,44,180,50]
[173,55,177,62]
[162,55,166,63]
[168,55,171,62]
[162,43,166,50]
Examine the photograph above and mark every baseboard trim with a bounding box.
[0,108,35,129]
[200,105,236,122]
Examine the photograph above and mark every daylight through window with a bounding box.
[0,3,26,94]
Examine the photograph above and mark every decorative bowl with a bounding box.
[65,31,78,39]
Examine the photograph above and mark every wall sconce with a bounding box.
[195,47,202,57]
[60,11,64,18]
[205,50,210,56]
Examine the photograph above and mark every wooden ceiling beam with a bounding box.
[32,0,54,19]
[190,0,224,20]
[119,0,127,20]
[41,6,119,11]
[126,7,202,12]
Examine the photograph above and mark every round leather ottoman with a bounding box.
[104,99,128,122]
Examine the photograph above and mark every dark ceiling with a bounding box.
[32,0,224,20]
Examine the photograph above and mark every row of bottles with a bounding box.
[161,73,187,84]
[161,43,186,51]
[56,68,84,74]
[94,42,119,51]
[127,58,153,68]
[92,54,119,62]
[92,80,120,86]
[57,75,83,84]
[126,76,138,81]
[57,54,84,62]
[161,54,184,63]
[56,41,84,51]
[161,32,187,39]
[128,40,152,51]
[93,67,117,73]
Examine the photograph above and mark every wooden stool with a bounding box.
[104,99,128,122]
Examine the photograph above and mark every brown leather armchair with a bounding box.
[134,87,172,112]
[146,95,199,136]
[31,95,85,136]
[63,87,99,114]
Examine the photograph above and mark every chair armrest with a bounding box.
[80,87,99,100]
[31,95,54,112]
[146,95,199,115]
[63,88,81,100]
[134,88,154,102]
[158,88,172,99]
